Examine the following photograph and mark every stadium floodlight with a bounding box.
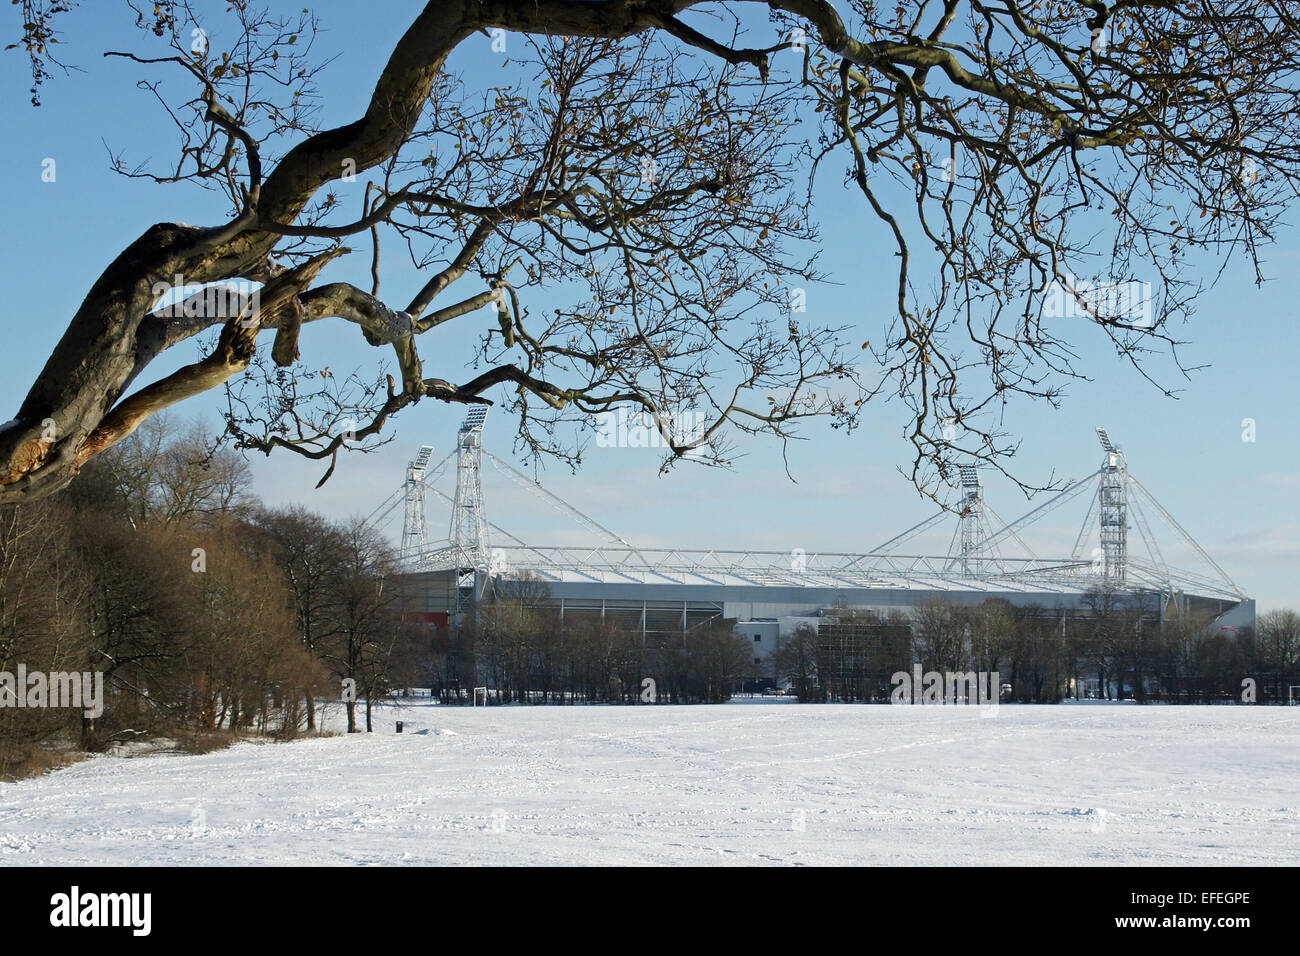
[461,407,488,432]
[411,445,434,473]
[958,464,980,489]
[1095,427,1114,452]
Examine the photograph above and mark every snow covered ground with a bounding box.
[1,700,1297,865]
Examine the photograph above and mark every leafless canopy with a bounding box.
[5,0,1299,505]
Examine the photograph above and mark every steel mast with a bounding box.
[450,408,489,631]
[957,464,986,575]
[1095,427,1128,586]
[401,445,435,564]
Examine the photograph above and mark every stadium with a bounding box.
[365,411,1254,680]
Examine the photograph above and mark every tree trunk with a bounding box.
[345,700,357,733]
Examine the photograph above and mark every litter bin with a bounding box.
[396,721,403,733]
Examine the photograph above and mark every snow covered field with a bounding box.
[2,701,1297,866]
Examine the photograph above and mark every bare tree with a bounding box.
[6,1,1300,508]
[476,574,556,704]
[0,497,90,768]
[566,615,638,703]
[320,518,401,732]
[72,413,254,528]
[179,521,317,735]
[774,623,820,701]
[682,618,756,703]
[1258,609,1300,703]
[254,506,348,729]
[1159,605,1214,702]
[911,596,966,673]
[1082,584,1125,699]
[1116,589,1160,703]
[1007,603,1070,704]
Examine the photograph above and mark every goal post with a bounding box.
[473,686,488,706]
[1289,685,1300,706]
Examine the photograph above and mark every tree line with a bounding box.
[774,595,1299,705]
[434,582,1299,708]
[0,414,425,778]
[438,576,758,706]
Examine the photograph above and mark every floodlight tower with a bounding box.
[957,465,985,575]
[401,445,435,565]
[1095,427,1128,585]
[450,408,489,629]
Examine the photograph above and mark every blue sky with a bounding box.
[2,1,1297,610]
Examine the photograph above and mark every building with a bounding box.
[378,415,1253,684]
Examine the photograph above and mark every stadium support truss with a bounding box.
[400,445,435,562]
[366,420,1245,604]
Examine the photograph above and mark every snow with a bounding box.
[1,701,1297,865]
